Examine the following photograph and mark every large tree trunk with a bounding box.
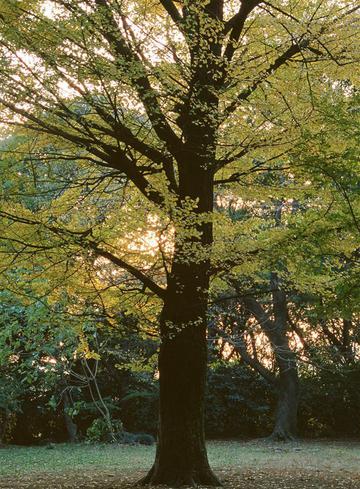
[141,165,220,486]
[141,292,220,486]
[141,2,222,476]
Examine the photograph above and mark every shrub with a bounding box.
[205,362,274,438]
[86,418,123,443]
[120,390,158,434]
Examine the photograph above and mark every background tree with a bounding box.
[209,85,359,441]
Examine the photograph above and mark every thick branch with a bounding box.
[8,33,174,174]
[94,0,182,158]
[0,210,166,299]
[319,320,342,349]
[83,104,174,170]
[230,338,277,385]
[160,0,183,26]
[288,317,313,358]
[90,243,167,299]
[270,272,287,330]
[107,151,165,206]
[0,98,165,206]
[223,1,261,61]
[243,296,273,331]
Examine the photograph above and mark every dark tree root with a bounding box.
[137,466,154,485]
[137,465,222,487]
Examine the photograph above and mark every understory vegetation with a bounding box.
[1,343,360,445]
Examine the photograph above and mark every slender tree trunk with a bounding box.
[63,391,78,443]
[0,419,4,445]
[0,410,8,445]
[269,274,299,441]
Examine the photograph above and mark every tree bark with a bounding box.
[269,275,299,441]
[140,167,221,485]
[140,291,220,486]
[271,363,299,441]
[243,281,299,442]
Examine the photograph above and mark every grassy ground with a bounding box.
[0,439,360,488]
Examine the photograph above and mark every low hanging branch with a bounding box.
[88,242,167,300]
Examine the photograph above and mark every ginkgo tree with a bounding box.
[0,0,359,485]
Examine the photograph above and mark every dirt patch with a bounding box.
[1,469,360,489]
